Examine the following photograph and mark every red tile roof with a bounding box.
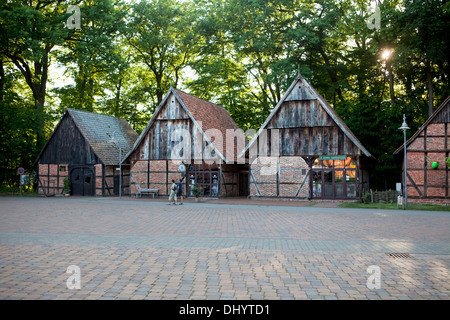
[174,89,243,162]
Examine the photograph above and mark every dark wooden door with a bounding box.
[311,169,357,199]
[70,166,95,196]
[114,175,120,195]
[239,172,249,197]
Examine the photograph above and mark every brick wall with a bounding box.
[130,160,183,196]
[38,163,68,196]
[130,159,240,198]
[95,164,103,196]
[122,165,131,195]
[103,165,114,196]
[427,123,445,136]
[405,121,449,203]
[250,156,309,198]
[409,198,450,205]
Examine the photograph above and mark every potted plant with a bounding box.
[446,157,450,168]
[63,178,71,196]
[190,185,202,202]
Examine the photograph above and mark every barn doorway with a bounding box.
[70,166,95,196]
[238,171,249,197]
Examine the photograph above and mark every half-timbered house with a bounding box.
[240,74,372,200]
[35,109,138,196]
[123,87,247,198]
[394,96,450,204]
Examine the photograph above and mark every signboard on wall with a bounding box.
[319,155,347,161]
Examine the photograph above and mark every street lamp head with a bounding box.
[399,114,410,131]
[381,48,393,61]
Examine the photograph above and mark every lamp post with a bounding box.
[399,114,410,208]
[111,130,122,198]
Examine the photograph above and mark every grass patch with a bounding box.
[339,202,450,212]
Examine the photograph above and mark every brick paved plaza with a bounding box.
[0,196,449,302]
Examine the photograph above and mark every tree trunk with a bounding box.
[388,60,395,108]
[319,48,343,102]
[115,78,122,116]
[155,72,164,105]
[426,59,434,116]
[0,60,4,102]
[33,55,48,151]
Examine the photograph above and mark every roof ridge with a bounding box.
[173,88,226,110]
[67,108,130,122]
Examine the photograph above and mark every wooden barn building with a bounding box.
[123,87,248,198]
[240,74,372,200]
[35,109,138,196]
[394,96,450,204]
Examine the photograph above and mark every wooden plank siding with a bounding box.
[39,114,101,165]
[254,100,361,157]
[245,75,372,200]
[129,94,214,163]
[35,109,138,197]
[127,89,241,198]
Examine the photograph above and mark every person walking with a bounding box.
[177,178,183,205]
[168,179,177,205]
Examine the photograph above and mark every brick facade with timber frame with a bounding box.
[123,87,247,198]
[240,74,372,200]
[394,96,450,205]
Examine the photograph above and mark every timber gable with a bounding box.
[241,74,372,159]
[124,87,240,164]
[35,108,138,197]
[243,74,372,200]
[124,87,244,198]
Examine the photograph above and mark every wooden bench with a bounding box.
[131,176,159,198]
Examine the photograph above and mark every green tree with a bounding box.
[123,0,198,107]
[54,0,127,113]
[0,0,74,150]
[185,0,259,130]
[0,59,38,187]
[398,0,450,116]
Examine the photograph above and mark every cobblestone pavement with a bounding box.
[0,196,449,300]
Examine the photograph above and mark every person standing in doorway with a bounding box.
[168,179,177,205]
[177,178,183,205]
